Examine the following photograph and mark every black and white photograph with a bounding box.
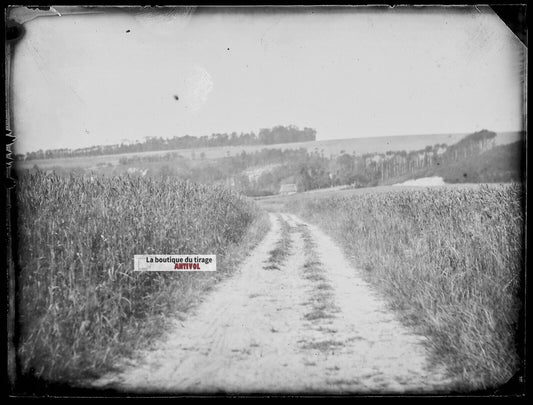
[5,5,526,397]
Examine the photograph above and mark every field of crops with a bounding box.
[15,171,268,383]
[285,184,524,391]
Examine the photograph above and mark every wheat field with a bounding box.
[286,183,524,391]
[15,171,267,382]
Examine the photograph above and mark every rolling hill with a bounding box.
[16,131,522,171]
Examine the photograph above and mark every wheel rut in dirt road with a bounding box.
[92,212,453,394]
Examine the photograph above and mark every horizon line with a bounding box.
[15,128,524,157]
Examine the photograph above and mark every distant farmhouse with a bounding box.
[279,183,297,195]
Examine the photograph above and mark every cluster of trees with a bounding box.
[257,126,316,145]
[359,130,497,183]
[38,129,509,195]
[232,129,500,194]
[20,125,317,161]
[232,152,332,196]
[117,129,503,195]
[424,140,522,184]
[118,151,184,166]
[116,147,330,196]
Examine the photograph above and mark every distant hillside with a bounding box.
[429,141,524,183]
[17,130,522,170]
[18,130,524,197]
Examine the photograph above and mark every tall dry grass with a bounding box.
[287,184,524,391]
[15,170,266,383]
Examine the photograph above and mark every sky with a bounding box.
[10,6,526,154]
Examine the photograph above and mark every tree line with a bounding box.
[19,125,317,161]
[120,130,500,196]
[27,129,505,196]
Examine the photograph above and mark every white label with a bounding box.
[134,255,217,272]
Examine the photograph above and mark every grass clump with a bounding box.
[263,215,292,270]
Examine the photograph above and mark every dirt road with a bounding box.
[93,213,453,394]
